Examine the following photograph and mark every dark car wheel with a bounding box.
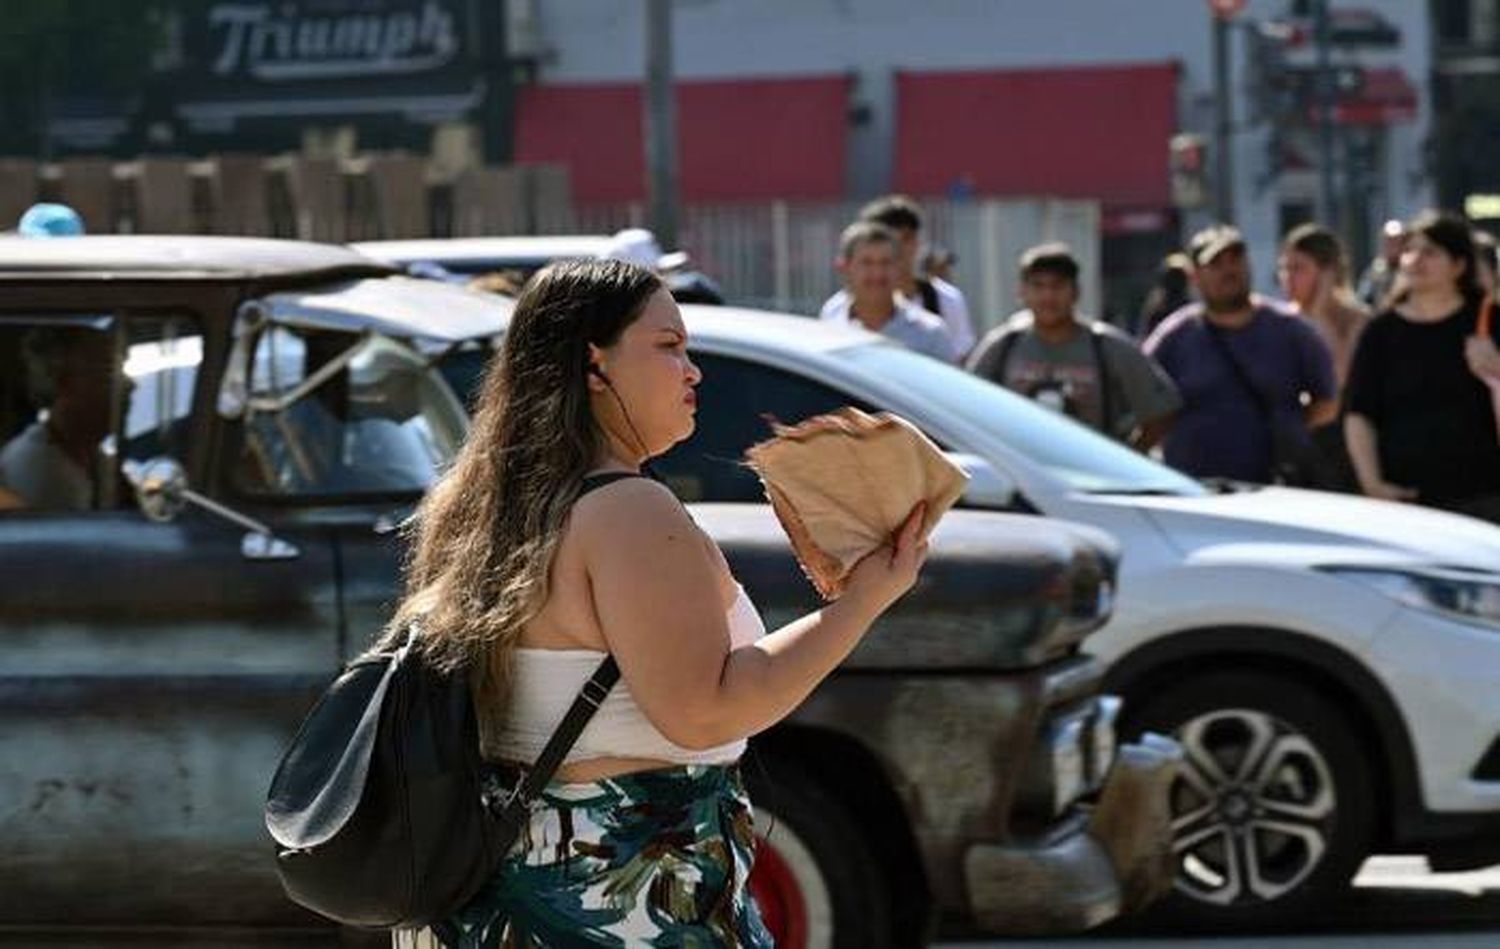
[746,758,893,949]
[1122,671,1375,931]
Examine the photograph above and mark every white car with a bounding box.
[352,235,613,281]
[467,304,1498,931]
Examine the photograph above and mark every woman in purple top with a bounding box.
[1343,211,1500,520]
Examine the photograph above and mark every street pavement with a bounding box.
[944,857,1500,947]
[5,858,1495,946]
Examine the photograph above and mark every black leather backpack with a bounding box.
[264,472,635,929]
[266,635,502,928]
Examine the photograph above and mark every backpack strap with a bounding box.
[487,469,645,818]
[580,471,646,494]
[991,329,1022,382]
[1086,322,1117,437]
[489,654,620,821]
[1202,317,1275,423]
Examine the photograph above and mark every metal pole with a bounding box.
[1212,13,1235,224]
[1313,0,1338,228]
[644,0,679,250]
[771,200,791,311]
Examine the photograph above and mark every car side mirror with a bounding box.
[945,452,1018,509]
[123,457,301,561]
[124,457,189,523]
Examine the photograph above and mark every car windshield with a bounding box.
[843,344,1205,496]
[234,328,467,498]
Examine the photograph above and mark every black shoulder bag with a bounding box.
[264,472,639,930]
[1202,321,1335,488]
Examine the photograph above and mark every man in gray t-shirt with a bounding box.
[968,243,1180,449]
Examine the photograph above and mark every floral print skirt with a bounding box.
[394,763,773,948]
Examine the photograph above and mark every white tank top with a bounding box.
[490,583,766,766]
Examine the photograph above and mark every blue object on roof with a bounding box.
[18,203,85,238]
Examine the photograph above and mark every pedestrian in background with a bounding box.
[1278,224,1370,392]
[1144,225,1338,485]
[968,242,1180,450]
[820,195,975,358]
[1344,211,1500,520]
[827,221,958,363]
[1357,218,1406,309]
[1277,224,1370,492]
[1136,252,1194,340]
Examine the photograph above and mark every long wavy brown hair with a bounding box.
[384,259,663,710]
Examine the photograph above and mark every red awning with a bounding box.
[894,62,1179,208]
[516,75,852,204]
[1331,67,1418,125]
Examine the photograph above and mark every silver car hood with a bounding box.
[1122,485,1500,573]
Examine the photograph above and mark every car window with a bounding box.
[843,344,1205,496]
[230,326,467,500]
[122,316,203,469]
[655,352,872,502]
[436,344,490,413]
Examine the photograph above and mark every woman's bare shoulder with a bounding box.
[571,477,695,544]
[571,477,733,595]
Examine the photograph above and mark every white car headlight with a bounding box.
[1322,567,1500,628]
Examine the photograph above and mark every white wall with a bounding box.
[525,0,1434,289]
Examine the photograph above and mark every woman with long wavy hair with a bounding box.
[1276,223,1371,491]
[1278,223,1370,392]
[1344,211,1500,520]
[390,259,927,947]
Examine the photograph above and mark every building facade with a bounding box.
[513,0,1433,317]
[14,1,1437,319]
[1431,0,1500,223]
[38,0,514,165]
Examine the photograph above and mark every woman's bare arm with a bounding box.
[578,479,924,750]
[1344,412,1416,501]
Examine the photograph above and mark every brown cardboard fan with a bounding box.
[744,407,969,600]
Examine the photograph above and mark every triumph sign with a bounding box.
[207,0,461,81]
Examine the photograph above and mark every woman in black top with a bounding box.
[1344,211,1500,520]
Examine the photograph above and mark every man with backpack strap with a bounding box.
[1144,225,1338,484]
[968,242,1181,451]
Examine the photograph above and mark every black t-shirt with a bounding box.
[1343,301,1500,503]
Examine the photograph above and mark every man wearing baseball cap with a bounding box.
[1143,224,1338,485]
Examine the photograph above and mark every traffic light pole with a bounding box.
[645,0,679,250]
[1212,13,1236,224]
[1313,0,1338,229]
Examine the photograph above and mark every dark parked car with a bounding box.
[0,237,1174,947]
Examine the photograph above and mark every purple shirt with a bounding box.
[1144,302,1336,482]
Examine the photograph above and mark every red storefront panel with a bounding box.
[894,62,1179,208]
[517,75,853,203]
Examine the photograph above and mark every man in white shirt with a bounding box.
[819,195,975,358]
[826,222,958,363]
